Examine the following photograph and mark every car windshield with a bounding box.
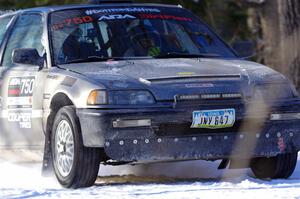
[50,6,236,65]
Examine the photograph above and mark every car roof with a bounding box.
[21,3,180,14]
[0,10,19,18]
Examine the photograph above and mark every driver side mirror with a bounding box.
[12,48,44,67]
[232,41,256,59]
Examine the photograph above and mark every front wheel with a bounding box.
[51,106,101,188]
[250,153,298,179]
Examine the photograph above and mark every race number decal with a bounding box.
[8,76,35,108]
[8,76,35,97]
[52,16,93,31]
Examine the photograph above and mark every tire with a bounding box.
[51,106,101,188]
[250,153,298,179]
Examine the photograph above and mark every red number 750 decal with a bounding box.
[52,16,93,31]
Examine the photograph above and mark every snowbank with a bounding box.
[0,154,299,198]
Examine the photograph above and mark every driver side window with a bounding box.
[2,14,44,67]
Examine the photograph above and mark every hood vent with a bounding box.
[147,74,241,84]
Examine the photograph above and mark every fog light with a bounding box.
[113,119,151,128]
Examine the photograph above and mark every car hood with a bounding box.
[59,58,287,101]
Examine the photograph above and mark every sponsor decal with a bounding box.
[8,77,35,97]
[85,7,161,15]
[52,12,191,31]
[139,14,192,21]
[99,14,136,21]
[46,74,59,80]
[8,76,35,108]
[185,83,214,88]
[52,16,93,31]
[177,72,196,76]
[8,111,32,129]
[7,97,32,108]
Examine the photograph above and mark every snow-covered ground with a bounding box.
[1,154,300,199]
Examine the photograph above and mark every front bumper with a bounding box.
[77,99,300,162]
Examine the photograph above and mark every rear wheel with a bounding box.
[250,153,298,179]
[51,106,101,188]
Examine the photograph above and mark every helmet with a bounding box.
[127,20,162,56]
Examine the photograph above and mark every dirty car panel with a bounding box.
[0,1,300,188]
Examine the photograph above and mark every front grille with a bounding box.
[176,93,243,101]
[154,121,242,136]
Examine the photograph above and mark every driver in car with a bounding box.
[62,27,83,61]
[125,20,162,57]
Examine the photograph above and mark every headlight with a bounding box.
[253,83,294,101]
[109,90,155,105]
[87,90,108,105]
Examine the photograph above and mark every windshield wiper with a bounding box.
[61,56,155,64]
[153,52,221,59]
[63,56,120,64]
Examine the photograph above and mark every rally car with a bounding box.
[0,0,300,188]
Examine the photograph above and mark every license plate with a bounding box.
[191,109,235,129]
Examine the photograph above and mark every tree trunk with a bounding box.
[259,0,300,90]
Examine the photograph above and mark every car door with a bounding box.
[0,13,46,149]
[0,14,16,147]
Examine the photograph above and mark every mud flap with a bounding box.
[218,159,229,169]
[41,132,53,176]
